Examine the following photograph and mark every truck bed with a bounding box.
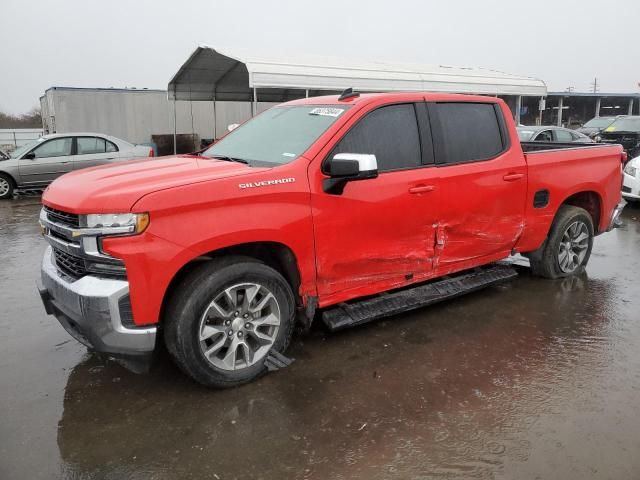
[516,142,624,254]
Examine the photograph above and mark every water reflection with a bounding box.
[57,268,627,479]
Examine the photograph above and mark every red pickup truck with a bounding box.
[37,92,625,387]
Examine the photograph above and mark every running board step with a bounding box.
[322,264,518,332]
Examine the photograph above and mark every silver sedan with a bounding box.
[0,133,153,199]
[517,126,594,144]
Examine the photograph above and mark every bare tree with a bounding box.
[0,108,42,129]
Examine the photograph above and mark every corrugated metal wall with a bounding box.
[41,88,277,144]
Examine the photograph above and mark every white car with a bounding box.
[0,133,154,199]
[622,156,640,202]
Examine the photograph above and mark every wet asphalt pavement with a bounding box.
[1,196,640,480]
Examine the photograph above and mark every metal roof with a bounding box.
[548,91,640,98]
[168,46,547,102]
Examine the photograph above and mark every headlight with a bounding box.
[624,164,637,177]
[73,212,150,237]
[594,135,602,142]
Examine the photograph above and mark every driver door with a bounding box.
[309,102,440,305]
[18,137,73,186]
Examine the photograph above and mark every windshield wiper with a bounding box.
[210,155,250,165]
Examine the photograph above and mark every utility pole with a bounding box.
[565,86,575,93]
[590,77,599,94]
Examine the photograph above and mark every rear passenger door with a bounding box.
[73,136,119,170]
[310,102,441,302]
[427,101,527,270]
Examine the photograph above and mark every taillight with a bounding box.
[148,148,154,157]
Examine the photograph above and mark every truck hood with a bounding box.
[42,155,268,213]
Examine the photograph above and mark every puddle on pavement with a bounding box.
[2,198,640,479]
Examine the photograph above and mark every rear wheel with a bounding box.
[164,257,296,388]
[528,205,594,279]
[0,174,14,199]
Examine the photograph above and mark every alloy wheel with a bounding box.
[198,282,281,371]
[557,220,590,273]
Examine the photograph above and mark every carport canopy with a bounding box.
[168,45,547,102]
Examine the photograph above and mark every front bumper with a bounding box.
[38,246,157,357]
[622,172,640,200]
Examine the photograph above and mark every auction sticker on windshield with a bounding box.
[309,107,344,117]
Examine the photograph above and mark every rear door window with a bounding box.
[106,140,118,152]
[534,130,554,142]
[331,104,421,172]
[433,103,505,164]
[77,137,107,155]
[555,129,574,142]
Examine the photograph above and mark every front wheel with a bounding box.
[0,174,14,200]
[164,257,296,388]
[528,205,594,279]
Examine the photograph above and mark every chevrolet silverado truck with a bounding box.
[37,91,626,387]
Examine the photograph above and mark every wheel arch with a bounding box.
[559,190,602,233]
[0,171,17,187]
[160,241,304,324]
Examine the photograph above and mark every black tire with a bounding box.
[163,256,296,388]
[0,173,14,200]
[528,205,594,279]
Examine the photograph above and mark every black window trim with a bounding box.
[428,101,511,166]
[322,101,435,175]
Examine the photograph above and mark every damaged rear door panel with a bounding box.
[426,100,527,269]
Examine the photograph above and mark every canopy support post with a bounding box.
[628,98,634,115]
[252,88,257,116]
[173,99,177,155]
[305,89,309,98]
[514,95,522,125]
[595,98,601,117]
[557,97,564,127]
[212,97,217,140]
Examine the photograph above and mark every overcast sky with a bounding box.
[1,0,639,114]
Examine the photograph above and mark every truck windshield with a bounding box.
[202,105,349,166]
[583,117,615,128]
[605,117,640,133]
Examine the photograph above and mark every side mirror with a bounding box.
[24,152,36,160]
[323,153,378,194]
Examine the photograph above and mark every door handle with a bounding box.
[503,173,524,182]
[408,185,435,194]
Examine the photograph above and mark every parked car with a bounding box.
[622,155,640,202]
[0,133,154,199]
[517,126,593,143]
[577,116,619,139]
[37,92,625,387]
[599,116,640,160]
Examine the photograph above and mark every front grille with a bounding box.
[53,249,87,280]
[45,206,80,228]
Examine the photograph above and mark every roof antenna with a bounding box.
[338,87,360,101]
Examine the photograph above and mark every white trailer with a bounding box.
[39,87,276,146]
